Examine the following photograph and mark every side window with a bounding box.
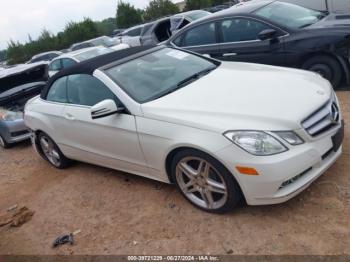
[49,60,62,71]
[67,74,120,107]
[182,22,216,47]
[41,54,51,61]
[220,18,272,43]
[172,35,184,47]
[62,58,77,68]
[127,27,142,37]
[48,53,59,60]
[46,77,68,103]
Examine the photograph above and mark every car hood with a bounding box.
[141,62,332,133]
[0,62,48,94]
[0,81,46,107]
[309,14,350,29]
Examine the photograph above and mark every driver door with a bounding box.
[217,17,286,66]
[60,74,148,175]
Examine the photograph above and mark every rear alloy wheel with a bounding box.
[38,133,71,169]
[0,135,9,149]
[171,149,241,213]
[302,55,342,88]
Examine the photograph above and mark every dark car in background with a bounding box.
[166,0,350,88]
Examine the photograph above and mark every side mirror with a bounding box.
[258,29,277,41]
[91,99,123,119]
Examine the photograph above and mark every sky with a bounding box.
[0,0,182,50]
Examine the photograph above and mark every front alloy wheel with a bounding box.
[172,149,242,213]
[176,157,228,210]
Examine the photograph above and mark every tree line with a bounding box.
[2,0,228,65]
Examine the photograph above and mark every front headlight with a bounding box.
[0,110,23,121]
[224,131,288,156]
[273,131,304,145]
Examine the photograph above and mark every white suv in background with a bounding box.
[115,25,144,47]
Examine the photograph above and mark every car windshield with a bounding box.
[106,48,217,103]
[254,1,326,29]
[73,48,113,62]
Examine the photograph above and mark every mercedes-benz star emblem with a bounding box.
[329,102,339,124]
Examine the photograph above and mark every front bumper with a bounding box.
[215,125,343,206]
[0,119,30,145]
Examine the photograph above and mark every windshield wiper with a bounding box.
[299,14,326,29]
[147,66,217,102]
[177,66,217,88]
[300,23,315,28]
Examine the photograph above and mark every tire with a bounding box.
[170,149,242,213]
[0,135,10,149]
[37,132,71,169]
[302,55,342,88]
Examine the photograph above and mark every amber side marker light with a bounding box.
[236,166,259,176]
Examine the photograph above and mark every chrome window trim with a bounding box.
[39,98,66,106]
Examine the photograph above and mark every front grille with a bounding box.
[11,130,29,137]
[302,95,340,137]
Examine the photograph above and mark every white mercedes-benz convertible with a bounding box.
[24,46,344,213]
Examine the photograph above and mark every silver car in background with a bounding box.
[0,63,48,148]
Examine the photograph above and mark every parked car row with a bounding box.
[25,36,122,64]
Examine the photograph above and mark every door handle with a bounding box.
[64,113,75,121]
[203,54,221,58]
[222,52,237,57]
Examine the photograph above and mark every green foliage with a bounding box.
[60,18,99,48]
[211,0,227,5]
[5,0,221,65]
[184,0,212,11]
[6,18,103,65]
[144,0,180,21]
[116,1,143,28]
[6,40,27,65]
[96,18,117,35]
